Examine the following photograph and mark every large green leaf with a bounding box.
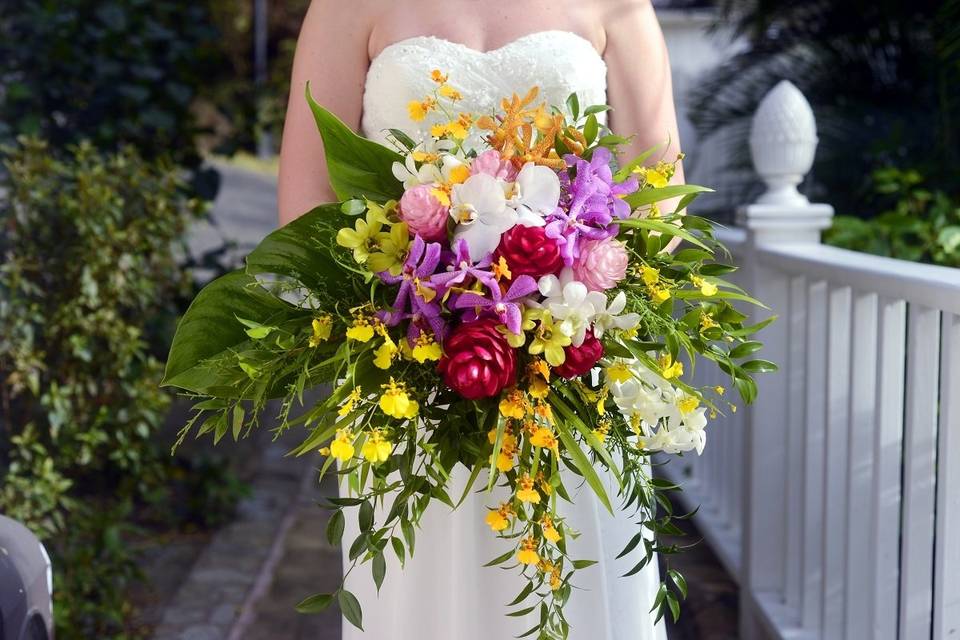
[162,270,305,394]
[245,203,359,292]
[305,84,404,202]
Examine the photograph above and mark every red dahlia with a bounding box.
[494,225,563,279]
[553,332,604,379]
[437,318,517,399]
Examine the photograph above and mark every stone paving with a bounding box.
[151,438,316,640]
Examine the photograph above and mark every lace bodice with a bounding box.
[361,31,607,145]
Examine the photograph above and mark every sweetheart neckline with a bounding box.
[370,30,606,66]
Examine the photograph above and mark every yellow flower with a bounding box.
[338,386,362,417]
[438,84,462,101]
[430,69,448,84]
[346,316,376,342]
[659,354,684,380]
[368,222,411,276]
[533,402,553,424]
[309,316,333,347]
[485,510,509,532]
[528,314,571,367]
[336,211,383,264]
[691,275,718,297]
[379,378,418,419]
[408,97,436,122]
[373,339,398,369]
[517,537,540,565]
[493,432,518,472]
[516,474,541,504]
[606,362,633,384]
[411,334,442,363]
[430,123,448,138]
[641,265,660,286]
[700,312,719,331]
[714,386,726,396]
[641,166,670,188]
[485,503,513,532]
[499,388,528,419]
[361,430,393,464]
[329,429,355,462]
[492,256,512,281]
[536,471,553,496]
[592,421,610,443]
[529,428,557,449]
[541,516,561,543]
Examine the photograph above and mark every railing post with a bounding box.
[736,81,834,639]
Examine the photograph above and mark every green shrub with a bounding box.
[825,167,960,268]
[0,139,204,638]
[0,1,220,165]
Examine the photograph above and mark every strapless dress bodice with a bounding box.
[361,30,607,145]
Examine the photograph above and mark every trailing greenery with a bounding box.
[0,1,220,166]
[825,166,960,268]
[0,139,226,638]
[691,0,960,215]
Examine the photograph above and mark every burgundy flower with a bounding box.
[494,225,563,279]
[437,318,517,399]
[553,332,604,379]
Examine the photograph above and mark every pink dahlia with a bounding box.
[572,238,628,292]
[471,149,518,181]
[399,184,448,242]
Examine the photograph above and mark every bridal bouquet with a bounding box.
[163,72,774,637]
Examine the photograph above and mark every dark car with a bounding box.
[0,515,53,640]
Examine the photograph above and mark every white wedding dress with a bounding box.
[344,30,667,640]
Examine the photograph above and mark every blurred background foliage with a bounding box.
[0,140,247,638]
[690,0,960,266]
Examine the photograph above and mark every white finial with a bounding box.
[749,81,819,206]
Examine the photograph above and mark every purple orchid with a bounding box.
[379,235,446,340]
[453,275,538,335]
[545,147,640,266]
[431,239,499,298]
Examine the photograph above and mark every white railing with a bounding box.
[662,81,960,640]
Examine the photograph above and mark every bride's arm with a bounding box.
[602,0,686,239]
[278,1,373,225]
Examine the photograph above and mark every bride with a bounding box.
[277,1,683,638]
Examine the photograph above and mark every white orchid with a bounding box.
[590,291,640,338]
[537,272,606,346]
[450,174,515,258]
[391,139,458,188]
[505,162,560,227]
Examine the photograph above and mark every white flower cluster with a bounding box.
[536,271,639,346]
[604,360,708,455]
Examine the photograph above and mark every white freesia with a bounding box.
[590,291,640,338]
[537,272,605,346]
[505,162,560,227]
[450,174,515,258]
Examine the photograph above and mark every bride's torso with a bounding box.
[361,30,608,145]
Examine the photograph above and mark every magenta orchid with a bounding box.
[453,275,538,335]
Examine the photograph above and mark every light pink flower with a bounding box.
[471,150,518,181]
[572,238,628,291]
[399,184,449,242]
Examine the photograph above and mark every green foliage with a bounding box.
[692,0,960,213]
[825,167,960,268]
[0,0,220,165]
[199,0,311,154]
[0,139,206,638]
